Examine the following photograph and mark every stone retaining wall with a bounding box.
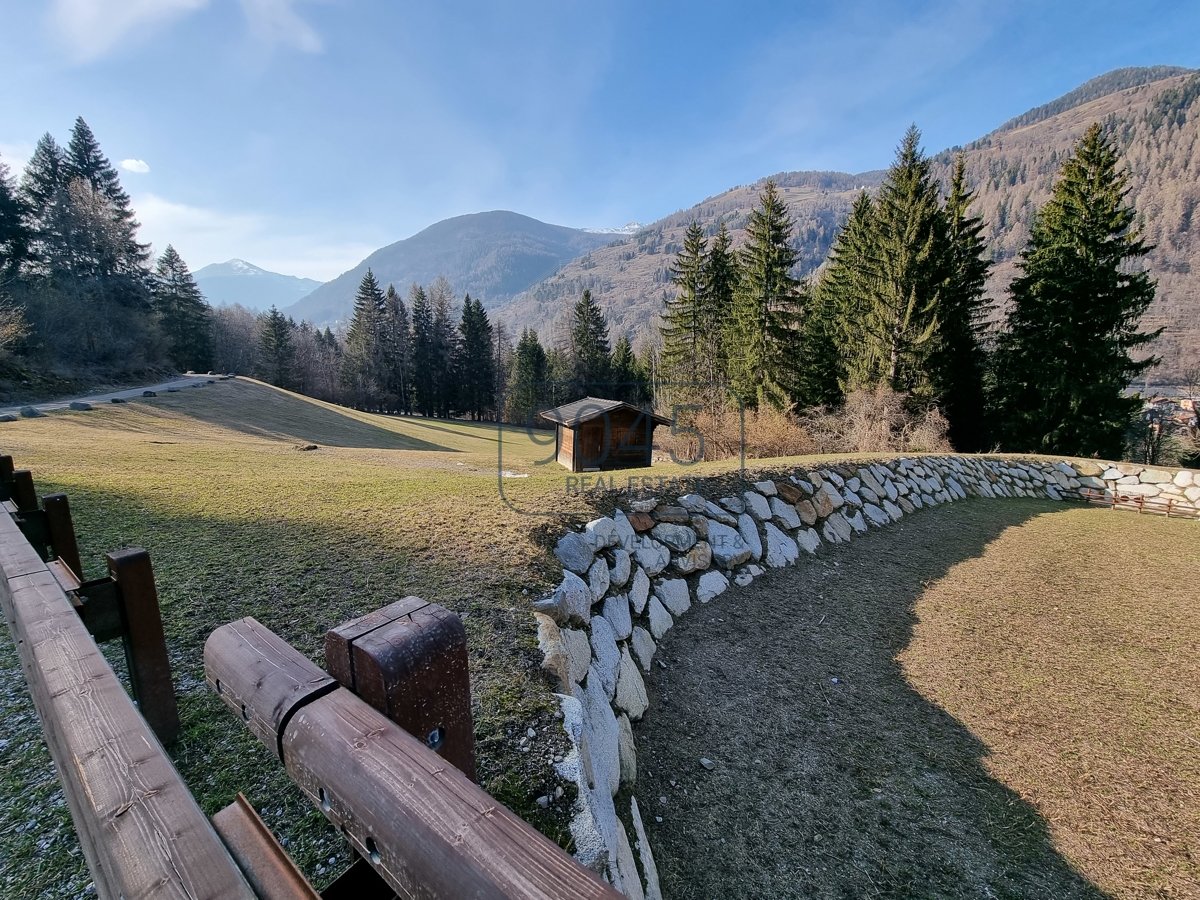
[530,455,1199,899]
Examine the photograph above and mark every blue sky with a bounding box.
[1,0,1198,280]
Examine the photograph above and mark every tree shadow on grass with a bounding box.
[635,499,1108,900]
[49,380,460,451]
[0,480,565,897]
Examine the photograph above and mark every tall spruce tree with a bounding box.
[993,123,1159,458]
[857,126,947,397]
[429,277,458,417]
[455,294,495,420]
[63,117,150,281]
[152,245,212,371]
[569,289,611,396]
[381,284,411,413]
[610,334,648,403]
[0,155,29,281]
[19,134,67,275]
[929,155,993,450]
[409,285,437,417]
[506,328,548,423]
[808,191,878,398]
[258,306,295,388]
[341,269,386,407]
[660,222,708,385]
[700,221,737,390]
[726,180,800,409]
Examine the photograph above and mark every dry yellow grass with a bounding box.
[901,506,1200,898]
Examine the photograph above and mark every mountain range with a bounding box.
[193,259,321,311]
[278,65,1200,381]
[286,211,614,324]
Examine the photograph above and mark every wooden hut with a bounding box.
[539,397,670,472]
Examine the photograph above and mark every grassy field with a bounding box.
[0,378,629,897]
[0,378,1195,898]
[637,500,1199,899]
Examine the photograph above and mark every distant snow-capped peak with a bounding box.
[225,259,263,275]
[583,221,644,235]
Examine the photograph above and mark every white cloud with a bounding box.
[47,0,322,62]
[0,142,34,174]
[120,158,151,174]
[239,0,322,53]
[49,0,210,63]
[134,192,375,282]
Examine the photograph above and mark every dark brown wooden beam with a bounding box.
[208,617,620,900]
[107,548,182,745]
[0,512,254,899]
[326,599,476,781]
[42,493,83,579]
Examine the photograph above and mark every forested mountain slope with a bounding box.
[287,211,612,325]
[500,68,1200,380]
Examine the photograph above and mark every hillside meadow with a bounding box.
[0,377,740,896]
[0,378,1196,898]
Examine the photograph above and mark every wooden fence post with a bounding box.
[42,493,83,577]
[206,618,619,900]
[12,469,37,511]
[107,548,181,745]
[325,598,476,781]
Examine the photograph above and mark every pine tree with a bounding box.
[610,334,648,403]
[258,306,295,387]
[64,117,150,279]
[428,277,458,417]
[993,123,1159,458]
[660,222,707,385]
[341,269,385,407]
[858,126,947,397]
[506,328,548,424]
[700,221,737,390]
[409,285,436,417]
[153,245,212,371]
[805,191,878,400]
[455,294,495,420]
[380,284,411,413]
[929,155,993,450]
[0,155,29,281]
[569,289,611,396]
[726,180,800,409]
[19,134,67,275]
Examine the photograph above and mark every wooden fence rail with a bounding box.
[1,452,620,899]
[207,616,620,900]
[0,493,254,898]
[1078,486,1200,519]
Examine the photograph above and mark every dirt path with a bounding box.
[0,374,218,417]
[634,499,1108,900]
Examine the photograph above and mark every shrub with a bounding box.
[659,385,951,461]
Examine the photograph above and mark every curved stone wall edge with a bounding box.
[529,456,1199,899]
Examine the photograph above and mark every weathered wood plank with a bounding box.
[205,617,338,760]
[0,541,254,898]
[323,596,429,687]
[208,618,619,900]
[212,794,320,899]
[348,605,477,780]
[107,548,181,744]
[43,492,83,578]
[12,468,37,511]
[284,691,619,900]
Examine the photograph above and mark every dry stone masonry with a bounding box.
[530,455,1199,898]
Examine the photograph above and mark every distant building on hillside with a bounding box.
[540,397,670,472]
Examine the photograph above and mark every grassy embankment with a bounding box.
[1,377,1195,898]
[0,377,632,896]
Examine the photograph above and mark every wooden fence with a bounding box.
[0,454,621,899]
[1078,486,1200,519]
